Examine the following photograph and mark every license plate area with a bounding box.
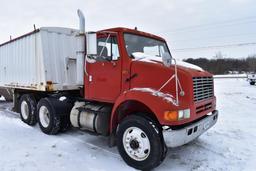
[203,120,210,130]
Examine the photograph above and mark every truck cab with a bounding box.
[75,27,218,169]
[248,73,256,85]
[83,27,217,129]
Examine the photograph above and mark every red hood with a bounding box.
[128,60,215,126]
[129,60,212,107]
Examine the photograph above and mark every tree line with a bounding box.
[183,55,256,75]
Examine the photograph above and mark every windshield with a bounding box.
[124,33,171,59]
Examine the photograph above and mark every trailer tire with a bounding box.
[18,94,37,126]
[117,115,165,170]
[37,98,61,135]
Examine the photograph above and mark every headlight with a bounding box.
[178,110,184,119]
[178,109,190,120]
[164,109,190,121]
[183,109,191,119]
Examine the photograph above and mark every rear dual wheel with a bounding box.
[37,98,60,135]
[18,95,71,134]
[37,98,71,135]
[18,94,37,126]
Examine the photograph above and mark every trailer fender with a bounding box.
[110,88,179,133]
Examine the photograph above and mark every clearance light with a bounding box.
[164,109,190,121]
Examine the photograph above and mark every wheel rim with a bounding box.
[122,127,151,161]
[39,106,50,128]
[21,101,29,120]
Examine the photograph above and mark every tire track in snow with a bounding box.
[0,102,121,159]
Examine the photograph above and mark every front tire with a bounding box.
[18,94,37,126]
[117,115,165,170]
[37,98,61,135]
[250,81,255,85]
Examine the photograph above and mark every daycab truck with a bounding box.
[0,10,218,170]
[247,73,256,85]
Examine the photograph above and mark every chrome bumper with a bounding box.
[163,110,218,148]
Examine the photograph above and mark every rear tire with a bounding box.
[60,115,71,132]
[250,81,255,85]
[117,115,165,170]
[18,94,37,126]
[37,98,61,135]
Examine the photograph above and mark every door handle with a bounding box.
[126,73,138,82]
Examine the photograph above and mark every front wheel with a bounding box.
[117,115,165,170]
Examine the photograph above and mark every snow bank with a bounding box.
[0,96,5,101]
[214,74,247,78]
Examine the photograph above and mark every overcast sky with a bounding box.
[0,0,256,59]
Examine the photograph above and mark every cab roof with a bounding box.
[98,27,166,42]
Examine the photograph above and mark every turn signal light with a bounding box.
[164,109,191,121]
[164,111,178,121]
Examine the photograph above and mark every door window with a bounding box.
[97,36,120,61]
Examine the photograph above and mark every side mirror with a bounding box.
[86,32,97,55]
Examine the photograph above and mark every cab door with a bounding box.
[86,34,122,103]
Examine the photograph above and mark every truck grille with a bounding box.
[193,77,214,102]
[196,102,212,114]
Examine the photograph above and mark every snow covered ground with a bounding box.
[214,74,247,78]
[0,78,256,171]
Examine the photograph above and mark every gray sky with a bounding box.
[0,0,256,59]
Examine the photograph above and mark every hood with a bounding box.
[129,60,192,107]
[129,55,212,107]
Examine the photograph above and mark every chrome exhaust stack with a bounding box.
[76,9,85,85]
[77,9,85,34]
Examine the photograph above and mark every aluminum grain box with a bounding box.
[0,27,83,91]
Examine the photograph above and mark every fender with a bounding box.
[110,88,183,133]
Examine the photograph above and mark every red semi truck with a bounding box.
[0,10,218,170]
